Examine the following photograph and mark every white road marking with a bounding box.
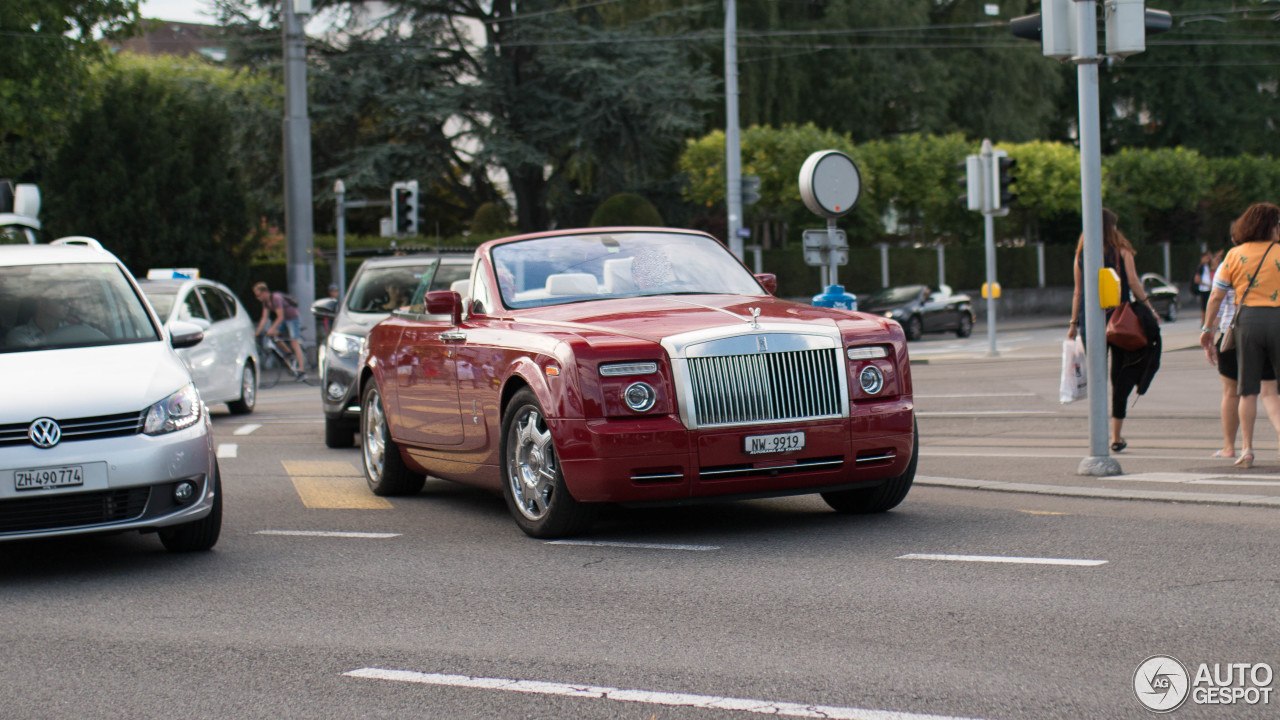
[917,411,1056,416]
[898,553,1107,567]
[916,393,1037,398]
[256,530,400,539]
[1120,472,1280,487]
[216,443,238,458]
[233,423,261,436]
[548,540,720,551]
[343,667,990,720]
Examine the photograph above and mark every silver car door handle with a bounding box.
[439,331,467,342]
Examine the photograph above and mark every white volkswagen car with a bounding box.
[138,275,259,414]
[0,242,221,551]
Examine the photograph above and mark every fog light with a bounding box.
[858,365,884,395]
[623,382,656,412]
[173,480,197,504]
[326,381,347,400]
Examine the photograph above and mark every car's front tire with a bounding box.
[955,312,973,338]
[361,383,425,496]
[325,417,356,448]
[1164,300,1178,322]
[905,315,924,341]
[821,420,917,514]
[500,388,594,538]
[227,362,257,415]
[158,462,223,552]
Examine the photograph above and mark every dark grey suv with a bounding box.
[311,253,474,447]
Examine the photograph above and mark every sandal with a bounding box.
[1234,452,1255,469]
[1213,449,1236,458]
[1111,440,1127,452]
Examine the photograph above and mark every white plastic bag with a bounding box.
[1059,337,1087,404]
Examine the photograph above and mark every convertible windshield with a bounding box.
[0,263,161,352]
[491,231,762,309]
[865,285,926,306]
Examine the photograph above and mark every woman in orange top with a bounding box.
[1200,202,1280,468]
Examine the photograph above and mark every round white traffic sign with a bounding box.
[799,150,861,218]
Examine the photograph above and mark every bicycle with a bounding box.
[257,333,319,388]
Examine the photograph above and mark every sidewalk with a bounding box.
[907,314,1280,510]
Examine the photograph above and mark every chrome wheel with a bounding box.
[240,365,256,406]
[362,388,387,480]
[359,383,424,496]
[507,406,557,521]
[228,362,256,414]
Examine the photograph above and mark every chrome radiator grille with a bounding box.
[685,348,843,427]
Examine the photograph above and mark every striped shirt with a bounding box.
[1213,262,1237,328]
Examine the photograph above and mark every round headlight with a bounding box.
[623,382,657,412]
[858,365,884,395]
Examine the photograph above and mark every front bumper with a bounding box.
[550,399,914,504]
[0,415,216,541]
[319,344,361,423]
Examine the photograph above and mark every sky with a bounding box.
[140,0,218,24]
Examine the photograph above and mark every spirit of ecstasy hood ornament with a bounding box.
[748,307,761,329]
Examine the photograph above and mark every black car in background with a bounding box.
[1140,273,1180,322]
[310,252,474,447]
[859,284,974,341]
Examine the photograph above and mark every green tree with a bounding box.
[0,0,141,178]
[45,67,253,287]
[1098,0,1280,157]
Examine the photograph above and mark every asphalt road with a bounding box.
[3,316,1278,720]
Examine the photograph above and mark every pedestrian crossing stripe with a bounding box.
[281,460,393,509]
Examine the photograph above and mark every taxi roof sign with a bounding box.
[147,268,200,279]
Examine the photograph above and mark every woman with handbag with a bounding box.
[1068,209,1159,452]
[1199,202,1280,468]
[1203,255,1280,460]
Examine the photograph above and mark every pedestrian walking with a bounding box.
[1068,209,1161,452]
[1194,250,1214,325]
[1200,202,1280,468]
[1203,256,1280,459]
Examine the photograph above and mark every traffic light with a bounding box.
[992,153,1017,211]
[391,180,418,236]
[1011,1,1171,60]
[958,157,982,212]
[741,175,762,206]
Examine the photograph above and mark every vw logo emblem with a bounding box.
[28,418,61,448]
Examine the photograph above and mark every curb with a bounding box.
[916,475,1280,508]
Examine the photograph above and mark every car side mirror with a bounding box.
[425,290,462,325]
[754,273,778,295]
[168,320,205,349]
[311,297,338,320]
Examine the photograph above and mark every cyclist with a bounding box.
[252,281,307,372]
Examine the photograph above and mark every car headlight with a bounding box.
[600,361,658,377]
[144,384,202,435]
[327,331,364,358]
[623,382,657,412]
[858,365,884,395]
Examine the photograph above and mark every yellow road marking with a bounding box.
[282,460,392,510]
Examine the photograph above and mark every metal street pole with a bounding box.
[283,0,316,345]
[1074,0,1120,476]
[983,212,999,357]
[333,179,346,304]
[724,0,743,259]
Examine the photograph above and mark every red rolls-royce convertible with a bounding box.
[357,227,916,537]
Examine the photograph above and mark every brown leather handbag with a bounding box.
[1106,301,1148,351]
